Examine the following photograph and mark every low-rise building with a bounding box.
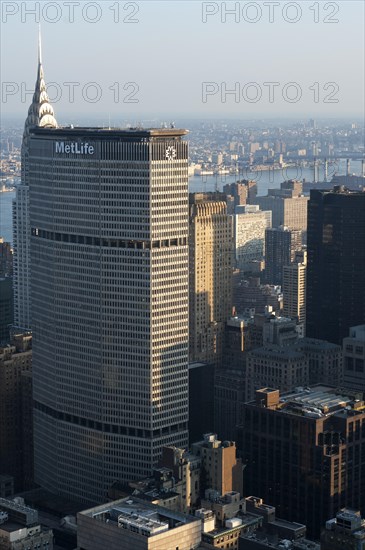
[77,497,202,550]
[0,498,53,550]
[321,508,365,550]
[191,434,243,497]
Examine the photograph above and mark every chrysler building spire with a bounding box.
[22,26,58,163]
[14,28,59,331]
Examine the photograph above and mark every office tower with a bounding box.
[189,362,214,444]
[306,188,365,345]
[234,206,271,272]
[13,31,57,330]
[254,180,308,235]
[265,227,302,285]
[343,325,365,393]
[223,180,257,209]
[0,332,32,492]
[214,315,252,442]
[321,509,365,550]
[245,346,309,402]
[282,249,307,326]
[29,126,189,503]
[189,193,232,366]
[191,434,243,497]
[0,278,13,344]
[0,239,13,277]
[239,386,365,538]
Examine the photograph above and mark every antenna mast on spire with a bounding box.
[38,23,42,65]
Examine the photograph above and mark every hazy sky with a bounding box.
[1,1,364,121]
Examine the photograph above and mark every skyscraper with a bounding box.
[282,249,307,326]
[306,188,365,344]
[264,226,302,285]
[29,127,189,503]
[13,30,57,330]
[254,180,308,236]
[189,193,233,365]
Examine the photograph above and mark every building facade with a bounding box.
[0,333,32,492]
[191,433,243,497]
[30,127,189,503]
[282,250,307,326]
[265,227,302,286]
[234,206,271,272]
[239,386,365,538]
[343,325,365,393]
[245,346,309,402]
[306,188,365,344]
[254,181,308,234]
[189,193,233,365]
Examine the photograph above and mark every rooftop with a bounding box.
[79,497,199,537]
[252,386,365,419]
[30,127,188,139]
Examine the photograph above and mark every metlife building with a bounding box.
[29,127,189,503]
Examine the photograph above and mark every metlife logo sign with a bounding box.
[55,141,95,155]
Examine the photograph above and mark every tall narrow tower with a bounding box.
[306,188,365,344]
[13,29,57,329]
[30,127,189,503]
[189,193,232,366]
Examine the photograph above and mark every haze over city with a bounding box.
[1,0,364,119]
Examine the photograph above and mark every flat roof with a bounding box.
[30,127,188,138]
[80,497,198,527]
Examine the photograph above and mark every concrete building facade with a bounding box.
[245,346,309,402]
[191,434,243,497]
[282,250,307,326]
[265,227,302,286]
[189,193,233,365]
[29,127,190,503]
[234,206,271,272]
